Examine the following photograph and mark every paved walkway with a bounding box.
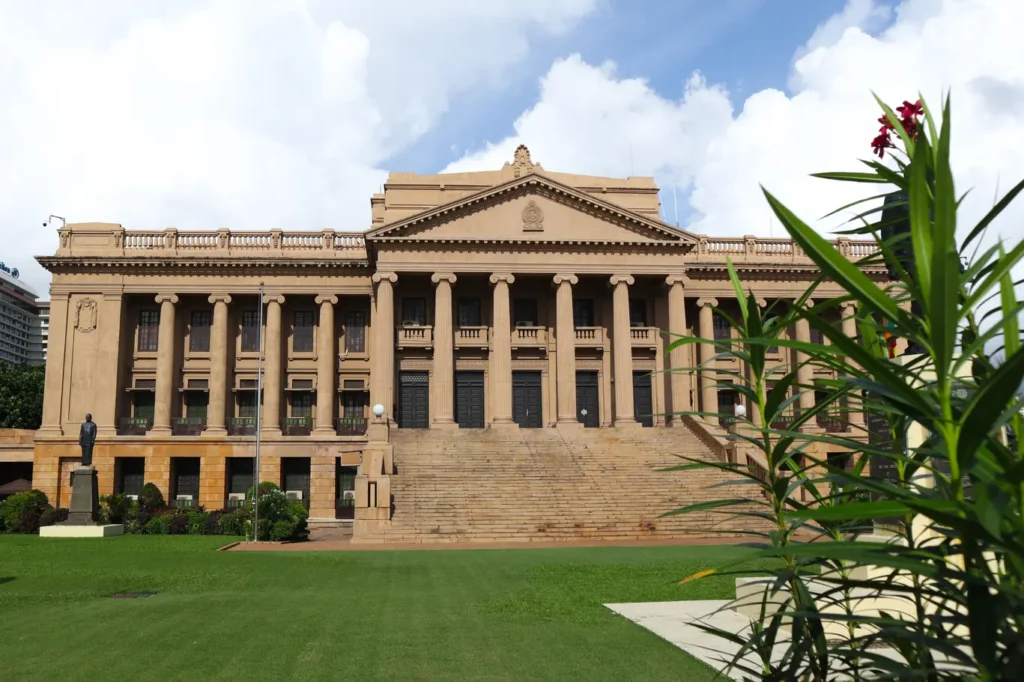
[226,535,754,552]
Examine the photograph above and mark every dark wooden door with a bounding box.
[455,371,485,428]
[512,371,542,428]
[633,371,654,427]
[576,371,600,428]
[398,371,429,428]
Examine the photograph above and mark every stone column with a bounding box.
[262,294,285,436]
[696,297,718,419]
[609,275,637,426]
[371,273,397,424]
[150,294,178,436]
[314,294,338,434]
[553,274,579,425]
[795,299,815,416]
[489,274,516,426]
[38,295,69,435]
[665,276,691,425]
[431,273,457,426]
[841,301,865,427]
[205,294,232,437]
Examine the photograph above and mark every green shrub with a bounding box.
[2,490,48,532]
[0,500,6,532]
[39,507,68,527]
[138,483,165,513]
[100,492,132,524]
[16,509,42,534]
[144,513,172,535]
[270,519,296,541]
[186,510,209,535]
[217,508,247,536]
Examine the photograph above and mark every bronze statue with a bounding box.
[79,414,97,467]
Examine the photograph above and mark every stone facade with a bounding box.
[15,146,885,537]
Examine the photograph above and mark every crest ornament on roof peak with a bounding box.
[504,144,543,178]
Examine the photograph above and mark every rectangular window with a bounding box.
[292,393,312,418]
[138,310,160,352]
[237,392,257,418]
[713,312,731,349]
[116,458,145,496]
[293,311,314,352]
[402,298,427,325]
[345,311,366,353]
[185,393,208,420]
[717,385,737,415]
[342,391,365,419]
[513,298,538,326]
[573,299,595,327]
[189,310,211,352]
[810,328,825,346]
[241,310,260,352]
[457,299,482,327]
[629,298,647,327]
[133,393,155,421]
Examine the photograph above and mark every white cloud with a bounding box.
[0,0,596,294]
[450,0,1024,253]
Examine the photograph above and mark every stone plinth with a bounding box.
[41,524,124,538]
[65,466,100,525]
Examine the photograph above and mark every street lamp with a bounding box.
[372,403,385,421]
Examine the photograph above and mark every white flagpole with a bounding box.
[253,282,264,542]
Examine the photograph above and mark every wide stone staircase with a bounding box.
[363,425,754,543]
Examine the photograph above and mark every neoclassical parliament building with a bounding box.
[3,147,883,542]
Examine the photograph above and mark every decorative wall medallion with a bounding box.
[112,232,123,248]
[522,200,544,232]
[59,231,70,248]
[75,298,98,333]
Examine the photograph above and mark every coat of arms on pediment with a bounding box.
[75,298,98,333]
[522,200,544,232]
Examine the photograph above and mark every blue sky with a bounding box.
[389,0,890,175]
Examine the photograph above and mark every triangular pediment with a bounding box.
[365,174,697,245]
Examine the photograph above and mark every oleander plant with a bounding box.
[666,94,1024,680]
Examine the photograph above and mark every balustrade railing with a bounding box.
[227,417,257,436]
[172,417,206,436]
[118,416,152,435]
[283,417,312,436]
[335,418,368,437]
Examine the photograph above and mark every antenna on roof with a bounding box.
[672,181,679,227]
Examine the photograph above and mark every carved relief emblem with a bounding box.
[59,231,70,248]
[75,298,98,333]
[507,144,537,178]
[112,231,123,248]
[522,200,544,232]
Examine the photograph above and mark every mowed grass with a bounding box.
[0,537,768,681]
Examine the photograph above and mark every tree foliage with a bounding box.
[0,361,44,429]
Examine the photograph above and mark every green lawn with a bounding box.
[0,537,767,681]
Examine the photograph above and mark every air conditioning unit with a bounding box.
[176,494,193,501]
[342,490,356,501]
[126,494,139,501]
[285,490,303,501]
[228,493,245,501]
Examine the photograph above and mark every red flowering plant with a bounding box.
[870,98,924,158]
[666,92,1024,680]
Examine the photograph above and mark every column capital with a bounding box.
[315,294,338,305]
[552,274,578,286]
[609,274,635,287]
[696,297,719,308]
[430,273,457,285]
[840,300,857,312]
[207,294,231,305]
[262,294,286,305]
[155,293,179,305]
[489,273,515,285]
[753,294,767,307]
[665,274,690,287]
[798,297,816,308]
[372,272,398,284]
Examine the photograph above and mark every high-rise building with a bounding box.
[37,300,49,362]
[0,263,45,365]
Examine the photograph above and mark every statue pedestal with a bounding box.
[40,466,124,538]
[65,466,100,525]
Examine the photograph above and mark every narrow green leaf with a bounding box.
[810,171,889,184]
[659,498,752,518]
[761,188,903,323]
[958,347,1024,470]
[907,134,933,302]
[929,93,959,377]
[961,177,1024,251]
[1000,244,1020,359]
